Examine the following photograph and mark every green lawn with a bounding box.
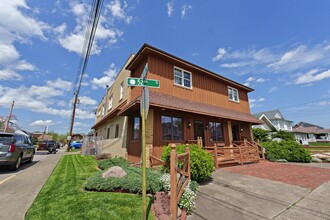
[308,142,330,147]
[26,155,154,220]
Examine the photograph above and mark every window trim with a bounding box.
[228,86,240,103]
[132,116,141,141]
[108,95,113,110]
[173,66,193,89]
[119,82,124,100]
[161,115,183,141]
[115,124,119,138]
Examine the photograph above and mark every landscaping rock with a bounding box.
[325,158,330,163]
[102,166,127,178]
[275,159,288,163]
[310,157,323,163]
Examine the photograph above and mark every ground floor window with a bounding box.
[107,127,110,139]
[115,124,119,138]
[162,116,183,140]
[209,122,223,141]
[132,117,140,140]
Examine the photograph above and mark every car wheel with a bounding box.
[10,155,22,171]
[28,151,35,163]
[71,146,75,150]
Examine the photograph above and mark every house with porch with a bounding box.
[92,44,261,165]
[293,122,330,144]
[253,110,293,132]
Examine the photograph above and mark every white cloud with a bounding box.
[295,68,330,85]
[181,4,192,18]
[319,101,330,105]
[46,78,72,91]
[0,68,23,81]
[91,63,118,89]
[243,76,266,87]
[246,77,255,82]
[107,0,132,24]
[249,97,265,108]
[255,78,266,83]
[212,48,227,61]
[269,86,277,93]
[58,1,125,55]
[167,2,173,17]
[30,120,54,127]
[77,96,97,106]
[0,44,20,64]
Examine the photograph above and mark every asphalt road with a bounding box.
[0,149,64,220]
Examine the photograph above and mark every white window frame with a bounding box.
[228,86,239,102]
[108,95,113,110]
[101,104,105,116]
[173,66,192,89]
[119,82,124,100]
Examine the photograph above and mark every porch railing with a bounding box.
[170,144,190,220]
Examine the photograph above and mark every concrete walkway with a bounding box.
[189,163,330,220]
[0,150,66,220]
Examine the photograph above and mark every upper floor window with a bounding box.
[108,95,113,110]
[174,67,192,89]
[101,104,105,116]
[228,87,239,102]
[120,82,124,100]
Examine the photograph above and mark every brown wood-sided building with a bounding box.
[93,44,261,165]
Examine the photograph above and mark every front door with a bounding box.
[194,121,205,144]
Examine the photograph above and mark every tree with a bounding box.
[252,128,269,142]
[271,130,295,141]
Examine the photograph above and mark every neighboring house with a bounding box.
[293,122,330,144]
[92,44,261,164]
[32,133,52,141]
[253,110,293,132]
[91,55,135,158]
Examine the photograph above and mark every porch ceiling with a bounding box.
[119,91,262,124]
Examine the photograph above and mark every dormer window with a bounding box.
[228,87,239,102]
[174,67,192,89]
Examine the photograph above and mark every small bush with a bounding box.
[252,128,269,142]
[97,157,129,170]
[95,153,112,160]
[262,141,311,163]
[161,144,214,183]
[84,166,162,194]
[85,157,162,194]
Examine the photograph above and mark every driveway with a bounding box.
[0,149,66,220]
[189,162,330,220]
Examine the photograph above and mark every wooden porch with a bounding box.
[149,138,265,168]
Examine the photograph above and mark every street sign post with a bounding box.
[126,63,160,220]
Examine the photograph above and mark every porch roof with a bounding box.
[119,91,262,124]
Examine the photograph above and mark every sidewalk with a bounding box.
[189,162,330,220]
[0,150,65,220]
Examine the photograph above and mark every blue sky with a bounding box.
[1,0,330,134]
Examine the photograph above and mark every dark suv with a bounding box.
[0,132,35,170]
[38,140,57,154]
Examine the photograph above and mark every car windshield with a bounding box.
[0,135,14,144]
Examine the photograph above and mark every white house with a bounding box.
[253,110,293,132]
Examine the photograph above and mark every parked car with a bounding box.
[70,140,83,149]
[0,132,35,170]
[38,140,57,154]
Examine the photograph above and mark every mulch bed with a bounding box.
[222,161,330,189]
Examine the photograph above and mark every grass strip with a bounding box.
[26,154,154,220]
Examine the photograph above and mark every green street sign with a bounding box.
[127,77,160,88]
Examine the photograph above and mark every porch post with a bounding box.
[249,123,254,141]
[227,121,233,147]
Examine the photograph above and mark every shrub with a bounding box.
[252,128,269,142]
[262,140,311,162]
[97,157,129,170]
[86,157,162,194]
[271,130,295,141]
[84,165,162,194]
[161,144,214,183]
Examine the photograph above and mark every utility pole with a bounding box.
[4,100,15,132]
[67,92,78,151]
